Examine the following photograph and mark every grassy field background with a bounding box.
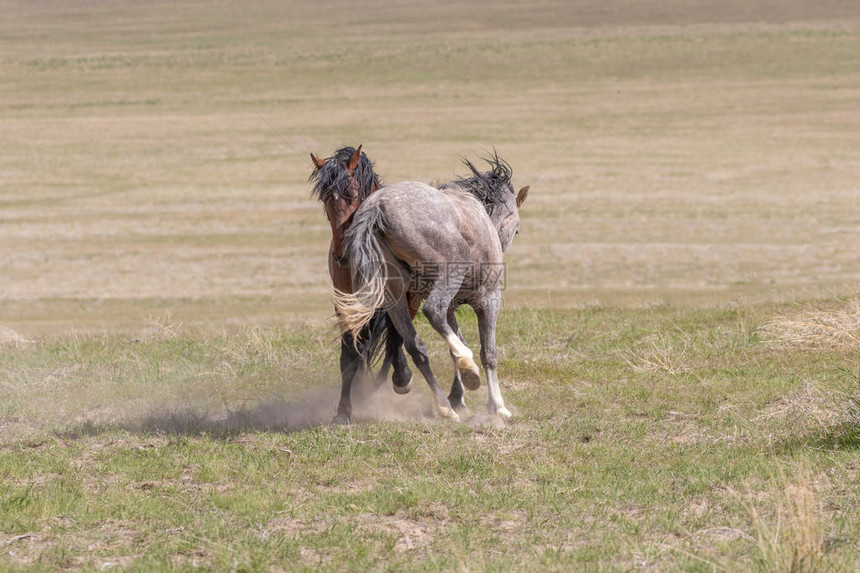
[2,0,860,570]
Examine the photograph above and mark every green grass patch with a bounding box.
[2,303,860,570]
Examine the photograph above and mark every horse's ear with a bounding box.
[347,145,362,174]
[311,153,326,170]
[516,186,529,208]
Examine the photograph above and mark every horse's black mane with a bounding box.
[309,146,382,203]
[440,151,514,208]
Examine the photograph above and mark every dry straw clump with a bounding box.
[624,331,691,375]
[761,300,860,350]
[762,300,860,435]
[741,467,827,573]
[760,382,860,442]
[0,326,32,347]
[759,300,860,440]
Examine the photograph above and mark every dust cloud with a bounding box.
[128,375,438,436]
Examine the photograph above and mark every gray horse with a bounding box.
[334,155,528,421]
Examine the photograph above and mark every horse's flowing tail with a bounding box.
[333,203,389,343]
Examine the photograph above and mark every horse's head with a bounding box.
[485,174,528,253]
[497,184,529,252]
[309,145,382,255]
[449,153,528,252]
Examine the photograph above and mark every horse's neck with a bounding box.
[326,179,378,267]
[441,185,502,228]
[329,217,354,257]
[325,200,359,253]
[329,244,352,291]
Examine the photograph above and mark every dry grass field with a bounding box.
[2,1,860,571]
[3,0,860,333]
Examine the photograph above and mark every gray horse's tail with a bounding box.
[333,203,388,342]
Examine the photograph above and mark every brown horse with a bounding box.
[309,146,413,423]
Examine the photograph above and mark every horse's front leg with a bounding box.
[334,332,363,424]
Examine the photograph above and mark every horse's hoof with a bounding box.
[459,365,481,391]
[332,414,351,425]
[437,406,461,422]
[450,399,472,419]
[393,372,413,395]
[493,406,513,420]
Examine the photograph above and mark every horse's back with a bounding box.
[369,182,469,263]
[375,181,453,218]
[354,181,502,269]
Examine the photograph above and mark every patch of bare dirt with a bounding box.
[263,516,328,538]
[354,512,445,554]
[481,510,529,539]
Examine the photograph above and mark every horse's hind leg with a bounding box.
[422,293,482,391]
[475,300,512,419]
[386,322,413,395]
[391,293,420,393]
[386,297,459,421]
[334,332,363,424]
[371,297,414,394]
[375,348,392,388]
[446,309,471,417]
